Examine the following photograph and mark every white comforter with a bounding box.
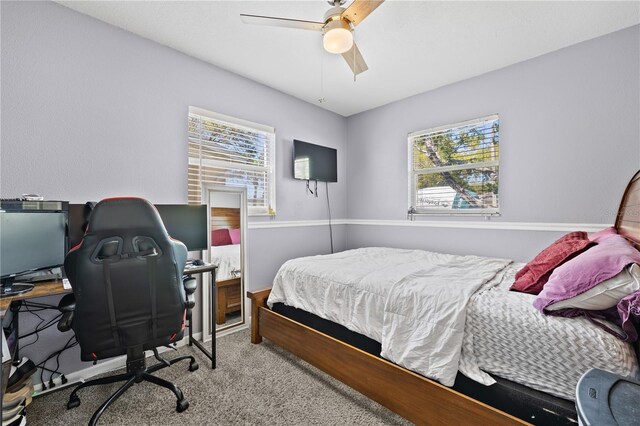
[268,247,511,386]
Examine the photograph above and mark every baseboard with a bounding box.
[32,332,202,396]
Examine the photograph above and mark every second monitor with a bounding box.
[154,204,208,252]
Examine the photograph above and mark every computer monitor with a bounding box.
[68,203,92,250]
[68,203,208,252]
[155,205,208,251]
[0,211,68,296]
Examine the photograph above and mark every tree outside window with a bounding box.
[409,115,499,215]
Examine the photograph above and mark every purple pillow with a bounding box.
[534,234,640,312]
[229,228,241,245]
[212,229,232,246]
[589,226,617,243]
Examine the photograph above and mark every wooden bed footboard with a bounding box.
[248,288,271,344]
[247,289,528,425]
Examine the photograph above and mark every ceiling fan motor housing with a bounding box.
[323,6,348,25]
[323,16,351,36]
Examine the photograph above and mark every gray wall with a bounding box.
[346,25,640,261]
[347,226,568,264]
[1,1,346,379]
[248,223,346,288]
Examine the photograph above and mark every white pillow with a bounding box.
[546,263,640,311]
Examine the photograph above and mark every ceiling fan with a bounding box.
[240,0,385,76]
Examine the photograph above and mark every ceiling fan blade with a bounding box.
[341,0,385,27]
[240,14,324,31]
[341,42,368,75]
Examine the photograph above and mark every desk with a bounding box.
[183,264,217,369]
[2,269,218,368]
[0,280,71,317]
[0,280,72,363]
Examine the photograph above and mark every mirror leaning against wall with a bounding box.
[201,184,248,337]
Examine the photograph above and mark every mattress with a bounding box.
[459,263,639,401]
[210,244,241,280]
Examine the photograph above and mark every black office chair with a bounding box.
[57,197,199,425]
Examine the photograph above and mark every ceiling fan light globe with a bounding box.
[323,27,353,54]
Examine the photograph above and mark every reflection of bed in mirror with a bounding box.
[212,244,241,279]
[210,207,242,325]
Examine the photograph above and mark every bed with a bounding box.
[248,170,640,425]
[210,207,242,325]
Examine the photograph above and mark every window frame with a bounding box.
[407,114,500,217]
[188,106,276,216]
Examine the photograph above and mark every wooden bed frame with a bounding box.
[247,170,640,425]
[615,170,640,249]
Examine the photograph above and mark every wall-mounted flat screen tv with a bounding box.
[293,139,337,182]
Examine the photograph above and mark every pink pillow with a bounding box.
[589,226,617,243]
[534,234,640,312]
[212,229,232,246]
[229,228,241,245]
[510,232,595,295]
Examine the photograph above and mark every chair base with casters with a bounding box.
[58,273,200,426]
[66,346,199,426]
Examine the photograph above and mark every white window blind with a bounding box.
[408,114,499,215]
[188,107,276,215]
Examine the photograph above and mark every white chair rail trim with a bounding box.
[248,219,608,233]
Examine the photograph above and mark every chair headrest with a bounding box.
[88,198,166,235]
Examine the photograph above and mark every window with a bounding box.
[188,107,276,215]
[408,114,499,215]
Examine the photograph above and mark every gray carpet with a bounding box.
[27,330,410,425]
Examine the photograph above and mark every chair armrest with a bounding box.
[57,293,76,332]
[183,276,197,319]
[183,276,197,297]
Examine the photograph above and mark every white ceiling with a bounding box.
[57,1,640,117]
